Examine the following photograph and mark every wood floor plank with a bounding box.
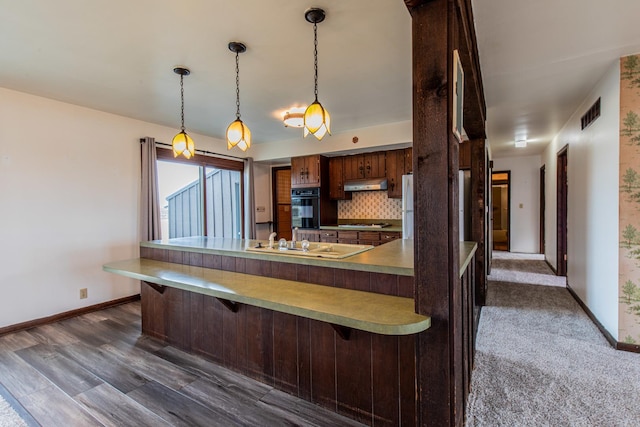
[26,323,80,346]
[153,345,273,401]
[99,340,198,390]
[75,383,172,427]
[19,385,103,427]
[0,381,39,427]
[0,301,370,426]
[0,331,39,353]
[127,380,242,427]
[0,351,51,399]
[15,344,103,397]
[258,388,366,427]
[179,377,291,427]
[58,341,149,394]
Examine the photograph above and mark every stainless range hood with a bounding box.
[343,178,388,192]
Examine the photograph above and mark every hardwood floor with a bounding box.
[0,302,365,427]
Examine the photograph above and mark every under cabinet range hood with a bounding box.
[343,178,388,192]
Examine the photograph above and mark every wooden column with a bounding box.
[408,0,461,426]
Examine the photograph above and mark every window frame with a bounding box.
[156,147,245,238]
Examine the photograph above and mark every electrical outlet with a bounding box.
[80,288,88,299]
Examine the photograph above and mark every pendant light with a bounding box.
[303,7,331,141]
[171,67,195,159]
[226,42,251,152]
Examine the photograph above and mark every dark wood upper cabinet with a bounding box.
[386,149,405,199]
[364,152,386,179]
[291,155,323,188]
[343,152,386,181]
[329,157,352,200]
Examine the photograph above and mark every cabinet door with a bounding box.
[337,230,358,244]
[380,231,401,244]
[305,155,321,186]
[291,157,306,187]
[329,157,351,200]
[343,155,363,181]
[364,152,386,178]
[319,230,338,243]
[386,149,404,199]
[405,148,413,174]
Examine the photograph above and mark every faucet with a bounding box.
[291,227,298,248]
[268,232,277,249]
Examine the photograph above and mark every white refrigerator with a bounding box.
[402,175,414,239]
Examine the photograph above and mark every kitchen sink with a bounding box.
[245,241,374,259]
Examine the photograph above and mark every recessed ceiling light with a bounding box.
[515,139,527,148]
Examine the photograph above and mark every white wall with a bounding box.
[249,120,412,162]
[0,87,230,328]
[492,155,541,253]
[541,61,620,339]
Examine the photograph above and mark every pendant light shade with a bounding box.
[303,8,331,141]
[171,67,195,159]
[226,42,251,152]
[226,118,251,152]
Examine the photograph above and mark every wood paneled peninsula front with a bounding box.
[104,237,477,426]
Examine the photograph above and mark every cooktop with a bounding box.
[337,223,391,229]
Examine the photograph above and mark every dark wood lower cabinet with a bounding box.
[140,281,416,426]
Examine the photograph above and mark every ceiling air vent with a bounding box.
[581,97,601,130]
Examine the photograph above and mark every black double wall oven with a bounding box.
[291,187,337,230]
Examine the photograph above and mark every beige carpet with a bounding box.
[466,253,640,426]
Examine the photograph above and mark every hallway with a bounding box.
[466,252,640,426]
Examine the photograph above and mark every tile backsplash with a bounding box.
[338,191,402,220]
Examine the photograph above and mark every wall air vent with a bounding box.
[581,97,601,130]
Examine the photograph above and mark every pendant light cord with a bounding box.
[313,22,318,102]
[235,51,241,120]
[179,74,185,132]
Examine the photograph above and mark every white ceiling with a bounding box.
[1,1,640,159]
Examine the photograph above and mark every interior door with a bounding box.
[491,171,511,251]
[272,166,292,241]
[557,147,568,276]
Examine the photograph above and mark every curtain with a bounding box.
[244,157,256,239]
[141,137,161,241]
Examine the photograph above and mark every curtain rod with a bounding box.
[139,138,246,162]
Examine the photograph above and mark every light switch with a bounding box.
[519,203,523,208]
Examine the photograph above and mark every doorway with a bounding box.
[491,171,510,251]
[557,147,568,276]
[540,165,546,254]
[272,166,292,241]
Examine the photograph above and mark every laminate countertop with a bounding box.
[141,237,477,278]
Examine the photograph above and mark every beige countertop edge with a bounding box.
[459,242,478,277]
[141,238,414,276]
[103,259,430,336]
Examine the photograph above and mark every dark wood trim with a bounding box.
[216,298,239,313]
[0,294,141,337]
[144,281,166,294]
[540,165,546,254]
[617,342,640,353]
[565,283,617,348]
[156,146,244,172]
[557,146,568,276]
[470,139,486,307]
[331,324,352,341]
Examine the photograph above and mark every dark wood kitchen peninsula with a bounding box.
[104,237,477,426]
